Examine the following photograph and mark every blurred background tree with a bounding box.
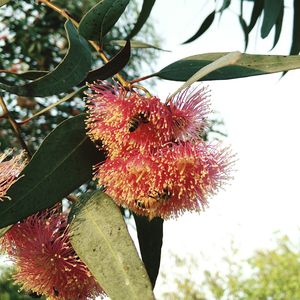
[162,234,300,300]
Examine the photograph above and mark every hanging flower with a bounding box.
[86,81,173,157]
[1,206,103,300]
[94,149,160,216]
[168,85,211,141]
[0,150,26,201]
[94,142,233,219]
[151,141,233,218]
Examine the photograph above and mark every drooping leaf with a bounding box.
[248,0,264,33]
[0,115,105,229]
[133,214,163,288]
[85,40,131,83]
[218,0,231,15]
[69,191,155,300]
[168,52,241,99]
[261,0,283,38]
[290,0,300,55]
[0,0,10,7]
[110,39,169,51]
[239,15,249,51]
[0,21,91,97]
[183,11,215,44]
[151,52,300,81]
[127,0,156,39]
[79,0,130,41]
[272,2,284,50]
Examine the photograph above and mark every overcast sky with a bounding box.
[145,0,300,295]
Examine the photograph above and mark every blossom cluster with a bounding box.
[0,151,103,300]
[1,206,103,300]
[0,149,26,201]
[86,82,233,219]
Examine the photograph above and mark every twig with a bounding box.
[0,95,31,158]
[19,87,84,125]
[37,0,129,87]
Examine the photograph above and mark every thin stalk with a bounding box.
[37,0,129,87]
[0,95,31,158]
[20,87,84,125]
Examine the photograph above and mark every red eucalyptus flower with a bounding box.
[86,81,172,157]
[0,150,26,201]
[1,206,103,300]
[168,85,211,141]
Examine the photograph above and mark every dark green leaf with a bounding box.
[109,39,169,51]
[0,115,105,228]
[85,40,131,83]
[218,0,231,14]
[0,0,10,7]
[183,11,215,44]
[239,15,249,51]
[248,0,264,33]
[127,0,156,39]
[79,0,130,41]
[272,2,284,50]
[152,52,300,81]
[290,0,300,55]
[69,191,155,300]
[0,21,91,97]
[133,214,163,288]
[261,0,283,38]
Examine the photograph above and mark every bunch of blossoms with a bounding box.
[86,81,234,219]
[0,149,26,201]
[0,151,104,300]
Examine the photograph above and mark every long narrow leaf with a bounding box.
[79,0,130,41]
[183,11,215,44]
[127,0,156,39]
[85,40,131,83]
[133,214,163,288]
[69,191,155,300]
[151,52,300,81]
[0,21,91,97]
[0,115,105,228]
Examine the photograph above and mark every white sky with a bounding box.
[143,0,300,296]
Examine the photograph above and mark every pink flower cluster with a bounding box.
[0,150,26,201]
[1,206,103,300]
[86,82,233,219]
[0,151,103,299]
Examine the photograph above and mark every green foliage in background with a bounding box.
[162,235,300,300]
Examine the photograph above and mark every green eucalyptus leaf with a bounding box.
[152,52,300,81]
[290,0,300,55]
[85,40,131,83]
[127,0,156,39]
[0,21,91,96]
[133,214,163,289]
[110,39,169,51]
[183,11,215,44]
[261,0,283,38]
[69,191,155,300]
[272,3,284,50]
[79,0,130,41]
[0,114,105,228]
[248,0,264,33]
